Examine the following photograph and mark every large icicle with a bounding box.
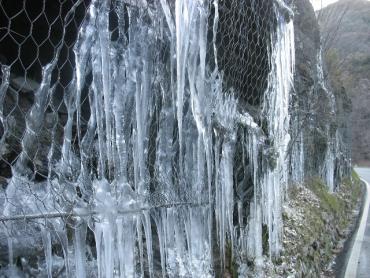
[249,2,295,261]
[317,49,337,192]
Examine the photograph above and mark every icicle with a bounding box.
[0,65,10,162]
[73,0,97,149]
[94,223,103,278]
[14,63,55,175]
[0,65,10,124]
[42,229,53,278]
[291,123,305,184]
[323,139,336,192]
[257,4,295,258]
[7,238,13,266]
[97,0,113,179]
[153,213,166,278]
[137,217,145,277]
[175,0,194,172]
[59,228,71,278]
[117,217,136,277]
[74,223,87,278]
[102,222,113,278]
[219,139,236,256]
[317,49,337,192]
[143,212,154,277]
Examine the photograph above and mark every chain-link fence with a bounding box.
[0,2,92,276]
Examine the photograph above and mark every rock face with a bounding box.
[318,0,370,165]
[290,0,351,189]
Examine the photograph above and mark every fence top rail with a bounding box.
[0,201,210,222]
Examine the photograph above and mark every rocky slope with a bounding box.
[257,171,362,277]
[318,0,370,165]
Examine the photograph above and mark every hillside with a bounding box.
[318,0,370,164]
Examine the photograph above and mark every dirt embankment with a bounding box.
[262,171,363,277]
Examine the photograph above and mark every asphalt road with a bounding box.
[345,167,370,278]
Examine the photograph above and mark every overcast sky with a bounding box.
[311,0,370,10]
[311,0,340,10]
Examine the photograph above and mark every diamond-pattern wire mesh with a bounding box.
[0,1,276,212]
[0,0,280,273]
[0,0,92,265]
[215,0,274,107]
[0,0,90,181]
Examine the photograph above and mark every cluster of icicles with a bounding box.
[1,0,310,277]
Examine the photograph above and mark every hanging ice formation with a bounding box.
[317,49,337,192]
[1,0,297,276]
[289,43,346,193]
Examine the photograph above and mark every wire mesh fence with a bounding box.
[0,0,349,276]
[1,0,291,276]
[0,2,277,216]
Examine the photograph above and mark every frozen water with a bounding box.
[317,49,337,192]
[0,0,309,276]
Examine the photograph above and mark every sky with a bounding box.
[311,0,341,10]
[311,0,370,10]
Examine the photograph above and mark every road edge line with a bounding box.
[344,178,370,278]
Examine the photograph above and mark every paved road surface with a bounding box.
[345,167,370,278]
